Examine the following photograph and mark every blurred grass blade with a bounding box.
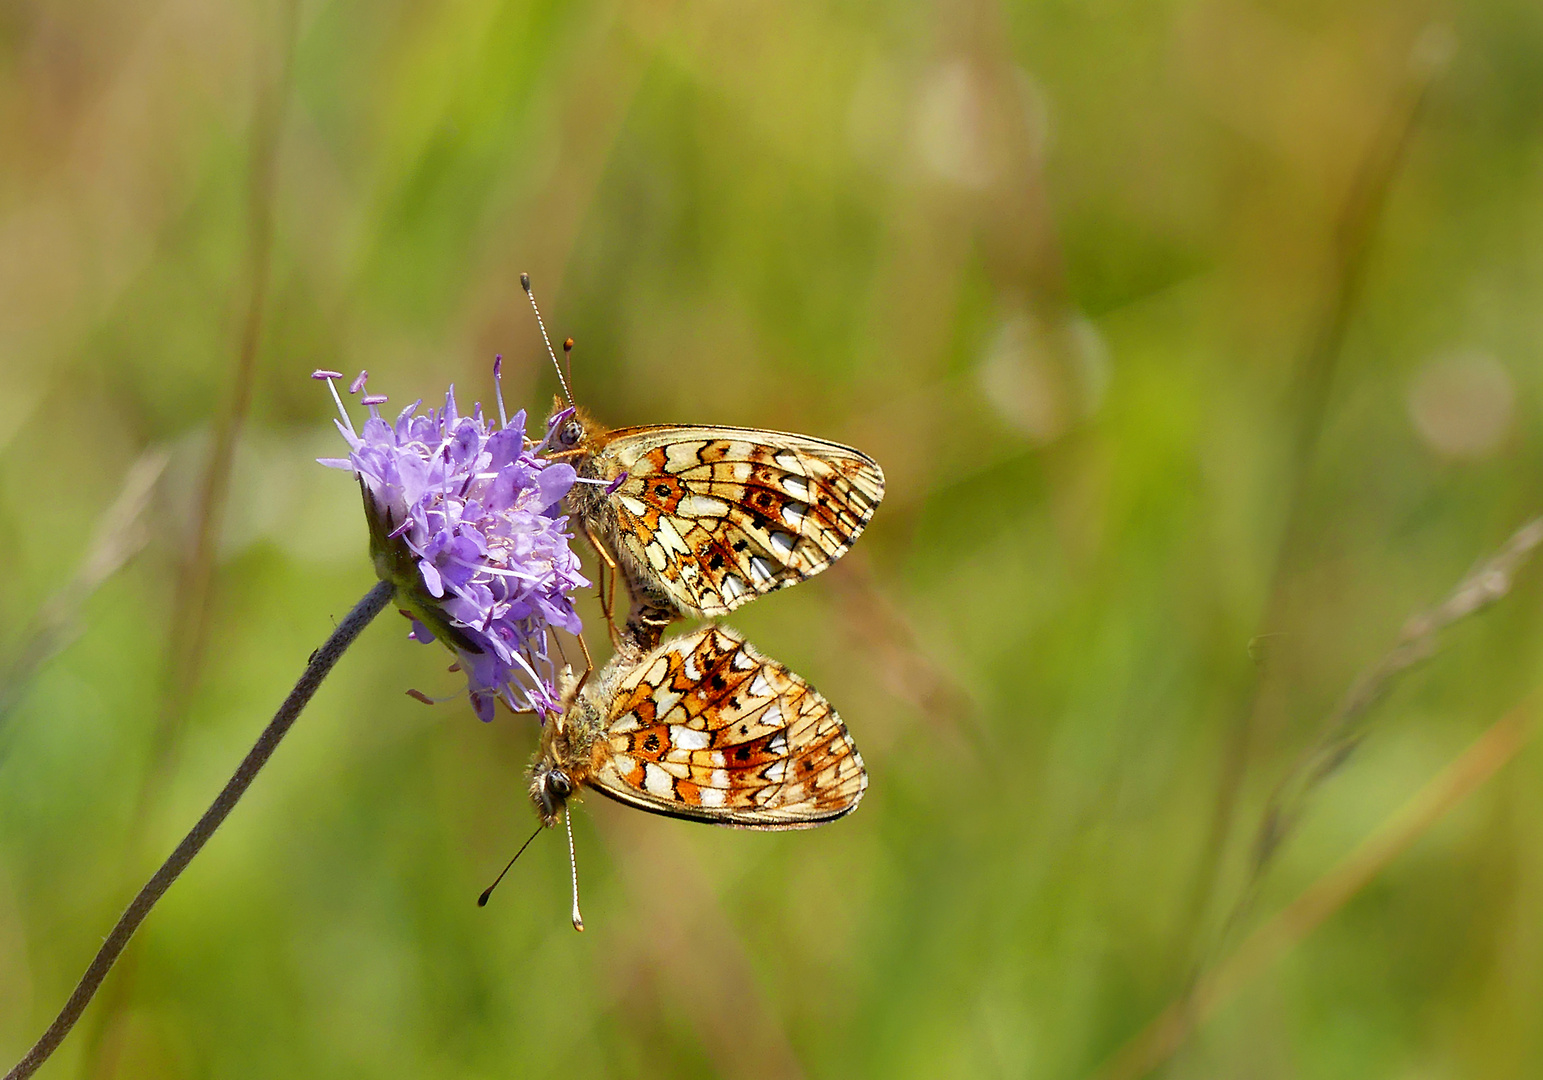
[1178,21,1456,969]
[1095,692,1534,1080]
[158,0,299,735]
[0,448,168,747]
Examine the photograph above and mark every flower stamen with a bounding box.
[494,354,509,429]
[312,370,357,440]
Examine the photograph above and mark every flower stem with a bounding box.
[3,579,395,1080]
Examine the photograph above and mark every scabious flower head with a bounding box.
[314,361,588,721]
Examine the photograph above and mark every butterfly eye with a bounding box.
[530,762,571,822]
[559,420,583,448]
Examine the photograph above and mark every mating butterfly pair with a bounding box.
[518,276,884,843]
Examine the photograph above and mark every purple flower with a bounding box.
[314,362,588,721]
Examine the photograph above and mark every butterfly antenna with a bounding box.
[563,336,576,407]
[520,272,574,407]
[565,810,585,932]
[477,822,543,907]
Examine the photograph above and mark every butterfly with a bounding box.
[552,412,886,647]
[521,273,885,648]
[529,624,867,833]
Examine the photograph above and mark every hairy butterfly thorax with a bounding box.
[541,402,681,645]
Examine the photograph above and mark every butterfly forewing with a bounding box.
[594,426,884,619]
[588,627,867,829]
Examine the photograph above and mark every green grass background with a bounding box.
[5,0,1543,1076]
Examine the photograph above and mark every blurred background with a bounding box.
[5,0,1543,1076]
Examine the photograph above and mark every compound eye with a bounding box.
[550,772,573,798]
[559,420,583,448]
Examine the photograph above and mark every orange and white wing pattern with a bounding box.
[587,626,866,829]
[595,426,883,618]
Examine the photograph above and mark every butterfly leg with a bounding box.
[572,629,595,699]
[604,568,620,648]
[583,523,623,648]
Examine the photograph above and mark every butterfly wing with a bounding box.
[592,425,883,618]
[585,627,867,829]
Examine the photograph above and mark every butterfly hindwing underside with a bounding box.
[532,626,867,830]
[562,417,884,629]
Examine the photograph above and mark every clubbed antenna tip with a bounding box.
[520,273,574,407]
[477,823,544,908]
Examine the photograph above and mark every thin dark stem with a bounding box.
[3,580,394,1080]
